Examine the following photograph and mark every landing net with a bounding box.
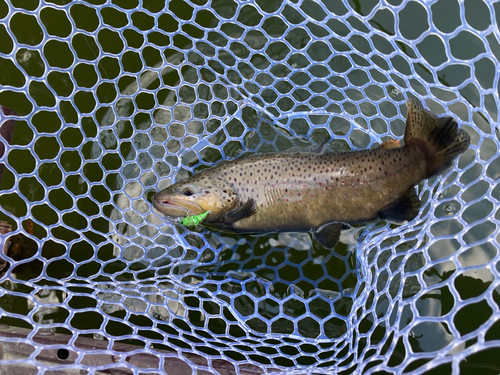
[0,0,499,374]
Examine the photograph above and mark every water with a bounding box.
[0,0,498,373]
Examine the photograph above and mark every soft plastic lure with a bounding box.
[180,211,210,227]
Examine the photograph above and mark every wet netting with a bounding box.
[0,0,499,374]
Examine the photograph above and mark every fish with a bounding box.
[153,98,470,248]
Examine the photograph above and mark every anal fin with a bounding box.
[313,222,343,248]
[378,187,421,224]
[223,199,256,224]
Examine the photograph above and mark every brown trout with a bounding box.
[153,98,470,247]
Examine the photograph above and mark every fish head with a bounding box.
[153,173,232,220]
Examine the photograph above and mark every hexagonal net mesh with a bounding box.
[0,0,499,373]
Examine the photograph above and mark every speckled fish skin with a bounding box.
[209,147,423,231]
[153,98,470,237]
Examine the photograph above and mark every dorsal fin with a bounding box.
[285,137,330,154]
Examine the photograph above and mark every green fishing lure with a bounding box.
[180,211,210,227]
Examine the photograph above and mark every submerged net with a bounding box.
[0,0,499,373]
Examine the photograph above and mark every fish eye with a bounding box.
[183,189,194,196]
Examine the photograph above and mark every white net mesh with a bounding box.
[0,0,499,373]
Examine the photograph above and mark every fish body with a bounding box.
[153,99,470,247]
[195,146,422,231]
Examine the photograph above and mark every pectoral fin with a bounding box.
[378,187,421,223]
[223,199,256,224]
[313,222,343,248]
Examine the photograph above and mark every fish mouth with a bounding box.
[152,193,204,218]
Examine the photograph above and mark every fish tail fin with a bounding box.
[404,98,470,177]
